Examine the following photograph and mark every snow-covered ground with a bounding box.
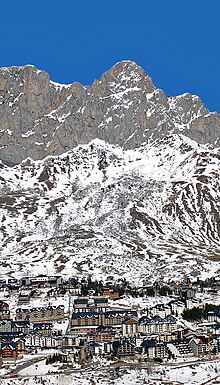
[1,359,220,385]
[0,135,219,284]
[18,359,60,376]
[112,294,176,309]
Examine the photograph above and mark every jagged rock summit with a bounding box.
[0,60,220,165]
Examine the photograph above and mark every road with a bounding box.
[2,355,47,379]
[1,354,219,383]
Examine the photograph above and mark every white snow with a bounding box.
[0,134,219,284]
[1,360,220,385]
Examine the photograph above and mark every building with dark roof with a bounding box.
[33,323,53,335]
[73,297,109,313]
[167,339,193,358]
[70,310,138,333]
[12,320,30,334]
[138,315,177,335]
[16,305,64,322]
[88,325,117,343]
[141,338,166,358]
[112,339,135,357]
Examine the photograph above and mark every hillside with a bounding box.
[0,135,219,283]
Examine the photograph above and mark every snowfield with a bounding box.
[1,359,220,385]
[0,134,219,284]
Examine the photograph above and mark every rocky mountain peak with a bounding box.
[0,61,220,165]
[97,60,155,93]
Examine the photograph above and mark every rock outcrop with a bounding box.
[0,60,220,165]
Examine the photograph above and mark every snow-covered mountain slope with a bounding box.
[0,135,219,283]
[0,61,220,165]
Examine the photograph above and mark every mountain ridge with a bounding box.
[0,61,219,282]
[0,61,220,165]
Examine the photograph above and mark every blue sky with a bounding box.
[0,0,219,111]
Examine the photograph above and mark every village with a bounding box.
[0,273,219,375]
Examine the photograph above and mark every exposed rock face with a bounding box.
[0,60,220,165]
